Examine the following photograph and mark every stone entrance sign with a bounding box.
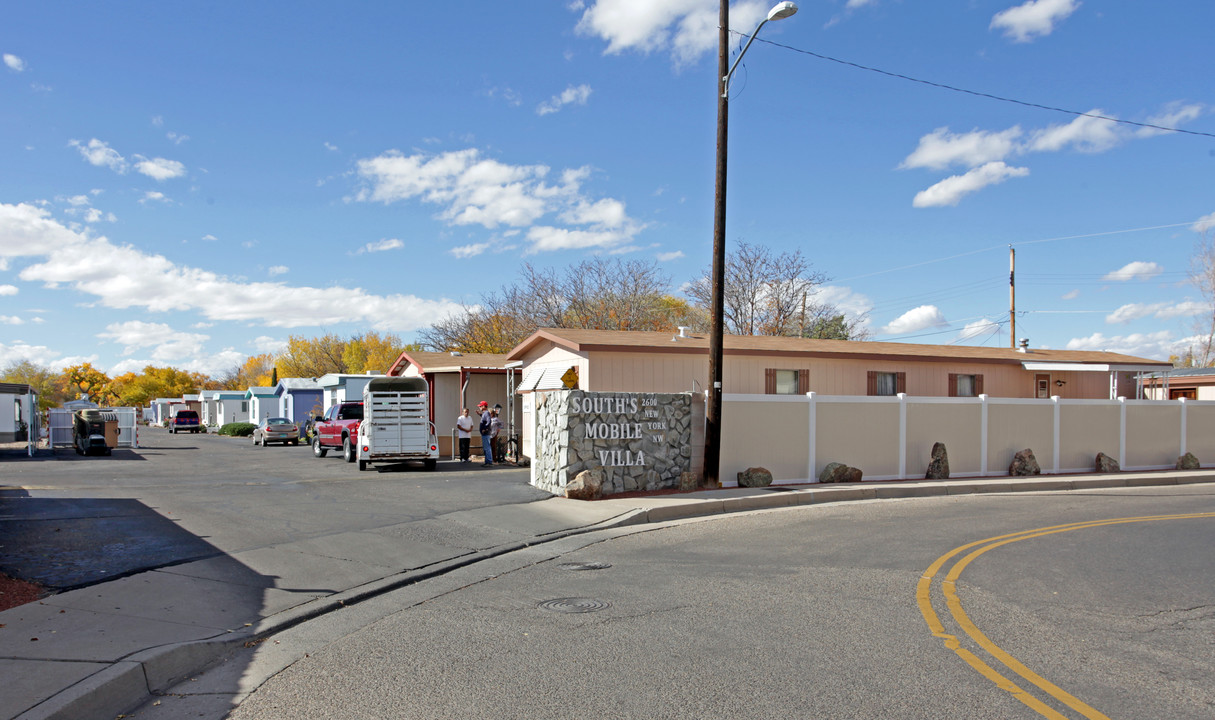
[531,390,702,496]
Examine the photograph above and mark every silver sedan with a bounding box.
[253,417,300,446]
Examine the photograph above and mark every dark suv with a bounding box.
[172,410,202,434]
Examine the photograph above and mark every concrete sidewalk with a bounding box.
[5,469,1215,720]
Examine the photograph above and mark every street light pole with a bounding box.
[705,1,797,488]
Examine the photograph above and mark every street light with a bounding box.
[705,0,797,488]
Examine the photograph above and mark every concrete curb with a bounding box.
[15,471,1215,720]
[15,509,648,720]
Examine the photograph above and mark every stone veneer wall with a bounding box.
[532,390,695,496]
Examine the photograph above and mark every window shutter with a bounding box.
[765,368,776,395]
[974,374,984,396]
[867,371,877,396]
[948,373,958,397]
[895,372,907,394]
[797,369,810,394]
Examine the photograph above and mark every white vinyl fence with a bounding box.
[48,407,140,448]
[719,393,1215,486]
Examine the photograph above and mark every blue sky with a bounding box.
[2,0,1212,377]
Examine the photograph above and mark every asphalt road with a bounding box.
[0,427,546,590]
[211,484,1215,720]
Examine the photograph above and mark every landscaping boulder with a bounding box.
[819,462,863,484]
[1095,452,1120,473]
[1176,452,1201,470]
[737,467,774,488]
[925,442,950,480]
[680,471,701,492]
[1008,448,1041,476]
[565,468,604,501]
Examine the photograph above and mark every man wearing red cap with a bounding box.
[477,401,494,466]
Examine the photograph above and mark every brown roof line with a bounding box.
[505,328,1172,367]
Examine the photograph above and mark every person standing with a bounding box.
[455,408,473,463]
[489,407,504,464]
[477,401,494,466]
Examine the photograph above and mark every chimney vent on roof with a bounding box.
[676,326,691,339]
[450,351,463,356]
[1018,338,1030,353]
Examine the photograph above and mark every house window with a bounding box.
[949,373,984,397]
[765,369,809,395]
[867,371,906,396]
[241,401,248,412]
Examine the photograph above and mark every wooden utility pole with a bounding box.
[1009,246,1016,349]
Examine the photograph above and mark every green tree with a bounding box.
[1,360,63,412]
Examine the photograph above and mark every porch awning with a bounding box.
[1021,361,1168,373]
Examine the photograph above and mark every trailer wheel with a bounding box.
[312,436,328,458]
[424,459,437,471]
[342,436,356,463]
[358,459,367,471]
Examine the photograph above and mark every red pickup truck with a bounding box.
[311,401,363,463]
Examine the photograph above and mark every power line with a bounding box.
[737,32,1215,140]
[837,221,1199,283]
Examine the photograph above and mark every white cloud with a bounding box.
[451,243,491,259]
[814,285,874,322]
[1102,261,1162,282]
[574,0,768,68]
[0,284,17,295]
[166,132,189,145]
[1137,102,1205,138]
[537,84,593,115]
[140,191,170,204]
[1065,330,1183,361]
[357,238,404,254]
[1,202,466,332]
[912,162,1029,208]
[353,148,643,253]
[3,54,25,72]
[900,127,1023,171]
[657,250,685,262]
[324,141,339,151]
[956,318,1001,342]
[98,320,209,365]
[990,0,1080,43]
[252,336,288,354]
[1106,300,1207,324]
[1029,112,1122,154]
[0,315,23,325]
[902,102,1195,207]
[70,138,127,173]
[0,341,61,367]
[1062,289,1080,300]
[1193,212,1215,234]
[268,265,289,276]
[881,305,946,335]
[134,156,186,181]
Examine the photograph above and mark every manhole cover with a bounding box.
[557,561,613,571]
[537,597,612,613]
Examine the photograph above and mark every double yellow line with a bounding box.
[917,512,1215,719]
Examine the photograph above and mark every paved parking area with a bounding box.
[0,427,547,592]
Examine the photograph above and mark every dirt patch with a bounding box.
[0,573,46,612]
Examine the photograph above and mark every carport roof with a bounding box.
[386,350,511,376]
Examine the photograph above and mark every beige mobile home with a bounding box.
[506,328,1170,400]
